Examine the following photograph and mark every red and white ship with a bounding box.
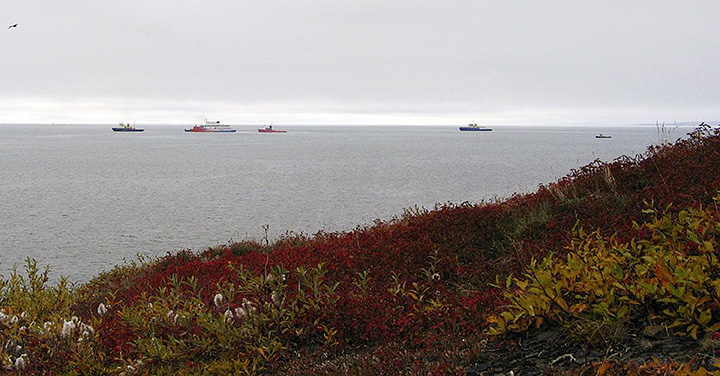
[258,125,286,133]
[185,120,236,133]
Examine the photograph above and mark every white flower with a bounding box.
[97,303,107,316]
[223,309,233,323]
[61,319,76,337]
[14,354,27,370]
[167,311,181,325]
[234,307,246,318]
[214,293,224,307]
[431,273,441,282]
[80,323,94,339]
[9,316,18,325]
[241,298,257,314]
[20,312,27,320]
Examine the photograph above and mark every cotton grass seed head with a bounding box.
[97,303,107,316]
[224,309,234,323]
[61,319,76,337]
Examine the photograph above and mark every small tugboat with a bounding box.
[459,123,492,131]
[595,134,612,139]
[185,120,236,133]
[258,125,287,133]
[112,122,144,132]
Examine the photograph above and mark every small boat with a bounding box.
[185,120,236,133]
[595,134,612,139]
[258,125,286,133]
[112,122,144,132]
[459,123,492,131]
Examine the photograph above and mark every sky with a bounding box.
[2,1,719,126]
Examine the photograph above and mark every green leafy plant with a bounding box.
[488,193,720,347]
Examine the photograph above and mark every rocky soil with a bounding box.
[465,326,720,375]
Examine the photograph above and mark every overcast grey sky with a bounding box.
[2,1,719,125]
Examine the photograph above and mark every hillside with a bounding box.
[1,124,719,375]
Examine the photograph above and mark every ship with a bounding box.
[459,123,492,131]
[112,122,144,132]
[258,125,287,133]
[185,120,236,133]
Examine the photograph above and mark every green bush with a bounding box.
[488,193,720,346]
[0,259,106,373]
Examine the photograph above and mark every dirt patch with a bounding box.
[465,327,720,375]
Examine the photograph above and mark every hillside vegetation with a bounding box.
[1,124,720,375]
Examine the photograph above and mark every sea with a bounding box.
[0,123,694,283]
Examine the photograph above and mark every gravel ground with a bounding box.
[465,326,720,375]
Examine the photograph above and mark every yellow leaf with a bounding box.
[556,297,569,311]
[501,311,514,322]
[569,303,588,314]
[617,305,629,319]
[486,328,502,336]
[654,262,675,291]
[696,295,711,308]
[704,241,714,253]
[698,310,711,326]
[486,316,507,334]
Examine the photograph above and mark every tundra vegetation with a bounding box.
[1,124,719,375]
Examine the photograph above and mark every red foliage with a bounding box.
[75,125,720,365]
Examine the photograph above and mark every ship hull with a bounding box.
[459,127,491,131]
[185,129,236,132]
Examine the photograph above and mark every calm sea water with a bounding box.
[0,124,691,282]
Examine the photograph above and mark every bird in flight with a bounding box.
[8,24,18,29]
